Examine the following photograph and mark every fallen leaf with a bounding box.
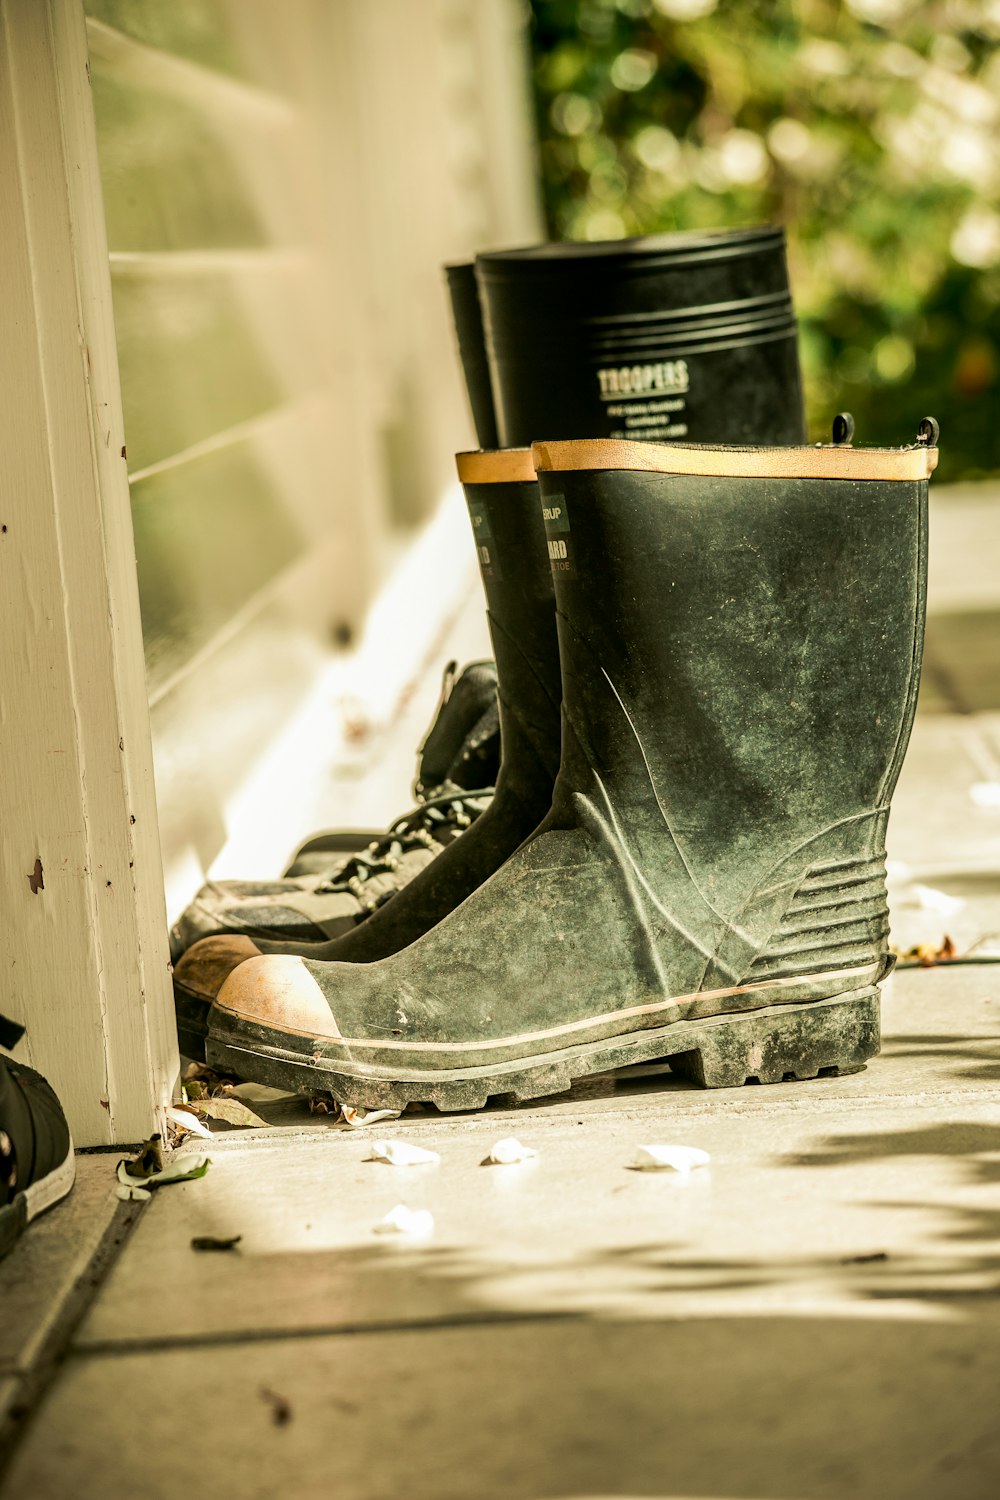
[309,1093,338,1114]
[187,1096,267,1129]
[893,934,958,967]
[191,1234,242,1252]
[116,1153,210,1197]
[260,1387,292,1426]
[183,1061,240,1096]
[122,1133,165,1179]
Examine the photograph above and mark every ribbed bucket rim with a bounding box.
[584,287,793,327]
[476,225,785,277]
[587,306,797,343]
[492,322,799,365]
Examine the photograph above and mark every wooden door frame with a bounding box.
[0,0,176,1147]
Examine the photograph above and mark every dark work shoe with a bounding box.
[0,1029,75,1260]
[168,655,502,965]
[170,786,491,963]
[203,429,937,1110]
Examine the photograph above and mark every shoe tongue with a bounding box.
[416,660,499,792]
[444,697,500,791]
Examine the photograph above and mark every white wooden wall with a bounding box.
[0,0,541,1145]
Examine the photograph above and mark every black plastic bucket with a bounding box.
[476,227,804,447]
[445,262,500,450]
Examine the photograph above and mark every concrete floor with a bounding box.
[2,484,1000,1498]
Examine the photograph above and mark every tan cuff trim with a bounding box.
[531,438,939,482]
[455,448,536,485]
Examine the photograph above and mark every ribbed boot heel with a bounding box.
[668,988,880,1088]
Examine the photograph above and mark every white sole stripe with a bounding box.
[23,1139,76,1221]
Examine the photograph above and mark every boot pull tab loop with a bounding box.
[831,412,855,446]
[916,416,940,447]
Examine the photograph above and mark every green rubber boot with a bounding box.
[175,449,563,1054]
[204,426,936,1108]
[324,450,562,961]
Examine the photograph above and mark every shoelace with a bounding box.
[313,786,492,912]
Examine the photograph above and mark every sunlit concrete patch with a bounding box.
[7,1312,1000,1499]
[74,1090,1000,1351]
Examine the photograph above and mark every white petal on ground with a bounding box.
[373,1204,435,1237]
[116,1182,152,1202]
[338,1106,403,1128]
[153,1152,211,1183]
[909,884,965,916]
[628,1144,711,1172]
[228,1082,298,1102]
[484,1137,539,1165]
[368,1139,441,1167]
[166,1106,213,1140]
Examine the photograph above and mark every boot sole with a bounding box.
[175,995,209,1064]
[205,985,880,1112]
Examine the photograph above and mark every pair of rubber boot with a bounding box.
[182,422,937,1108]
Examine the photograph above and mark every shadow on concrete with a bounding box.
[9,1103,1000,1500]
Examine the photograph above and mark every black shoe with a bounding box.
[0,1024,75,1260]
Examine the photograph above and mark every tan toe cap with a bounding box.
[215,955,343,1040]
[173,935,263,1004]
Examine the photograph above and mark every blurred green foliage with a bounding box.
[527,0,1000,478]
